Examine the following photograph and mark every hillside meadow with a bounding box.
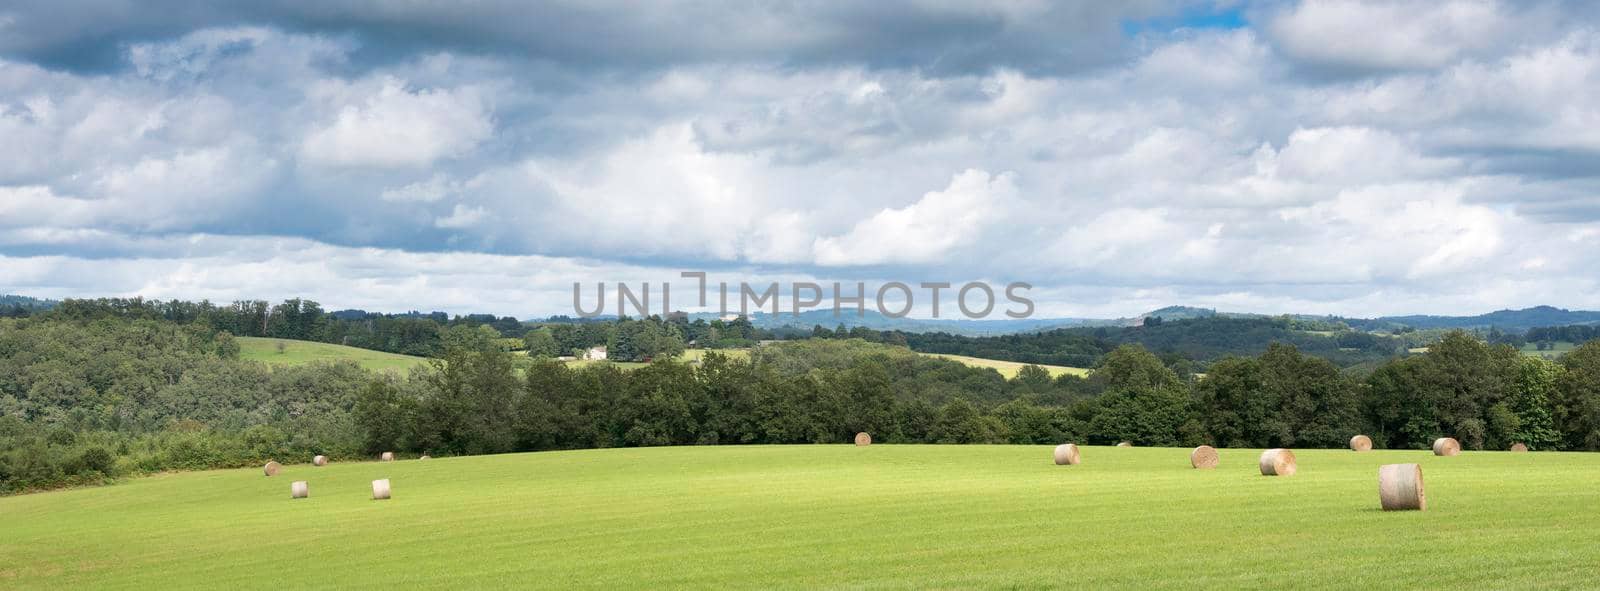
[923,353,1091,378]
[3,445,1597,589]
[237,336,426,373]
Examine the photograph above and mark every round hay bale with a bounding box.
[854,432,871,446]
[371,478,391,500]
[1053,443,1081,466]
[313,455,328,467]
[1377,463,1425,511]
[1349,435,1373,452]
[1431,437,1461,456]
[290,480,309,499]
[381,451,395,461]
[1190,445,1219,469]
[1510,442,1529,452]
[263,461,281,477]
[1258,448,1297,476]
[1116,441,1133,448]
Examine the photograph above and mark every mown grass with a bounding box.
[5,445,1592,589]
[924,353,1092,378]
[1520,341,1577,359]
[236,336,426,373]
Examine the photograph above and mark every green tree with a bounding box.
[933,398,998,443]
[523,328,560,358]
[1088,345,1194,446]
[1011,365,1054,393]
[1558,341,1600,450]
[1507,356,1563,450]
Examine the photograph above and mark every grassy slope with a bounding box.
[560,348,751,371]
[924,353,1092,378]
[237,336,426,373]
[258,337,1076,379]
[6,445,1595,589]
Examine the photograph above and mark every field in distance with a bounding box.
[1520,341,1578,359]
[246,338,1085,379]
[237,336,426,373]
[923,353,1091,378]
[7,445,1591,589]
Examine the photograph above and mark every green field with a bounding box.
[924,353,1092,378]
[557,348,751,371]
[1520,341,1577,359]
[237,337,426,373]
[7,445,1592,589]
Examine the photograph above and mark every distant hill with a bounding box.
[690,309,1113,336]
[1141,306,1219,321]
[0,294,57,311]
[736,305,1600,336]
[9,292,1598,336]
[902,316,1404,369]
[1359,306,1600,332]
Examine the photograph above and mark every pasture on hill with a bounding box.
[3,445,1595,589]
[1520,341,1578,359]
[924,353,1092,378]
[237,336,426,373]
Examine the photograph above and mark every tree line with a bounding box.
[7,313,1600,494]
[359,330,1600,458]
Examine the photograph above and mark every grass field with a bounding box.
[559,348,751,371]
[237,336,426,373]
[924,353,1092,378]
[1520,341,1577,359]
[7,444,1592,589]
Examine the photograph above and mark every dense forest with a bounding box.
[29,297,795,362]
[895,316,1405,369]
[7,310,1600,495]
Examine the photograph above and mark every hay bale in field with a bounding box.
[854,432,871,446]
[1258,449,1297,476]
[371,479,391,500]
[1377,463,1425,511]
[1349,435,1373,452]
[1510,443,1529,452]
[1116,441,1133,448]
[1432,437,1461,456]
[313,455,328,466]
[381,451,395,461]
[1190,445,1219,469]
[1053,443,1081,466]
[263,461,281,477]
[291,480,308,499]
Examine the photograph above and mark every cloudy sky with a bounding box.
[3,0,1600,319]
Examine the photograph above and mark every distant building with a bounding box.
[583,346,608,360]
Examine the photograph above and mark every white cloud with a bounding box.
[1266,0,1524,72]
[434,204,489,229]
[382,174,460,203]
[812,169,1017,266]
[300,76,493,169]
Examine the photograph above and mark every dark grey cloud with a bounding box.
[1,0,1189,76]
